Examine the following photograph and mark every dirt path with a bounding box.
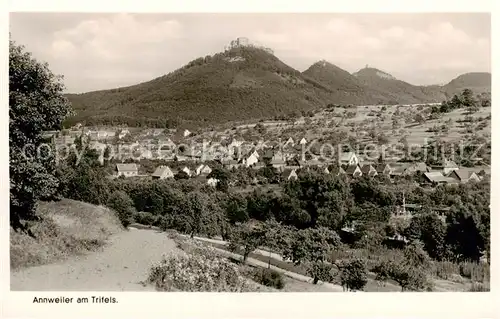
[10,229,180,291]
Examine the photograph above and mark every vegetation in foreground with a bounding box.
[10,199,123,270]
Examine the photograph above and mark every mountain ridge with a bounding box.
[64,45,491,128]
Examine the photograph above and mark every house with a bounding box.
[328,165,346,176]
[207,177,219,187]
[115,163,138,177]
[299,138,307,145]
[282,168,298,181]
[284,137,295,147]
[421,171,457,184]
[196,164,212,176]
[375,163,392,176]
[118,129,130,139]
[360,164,378,177]
[448,169,481,183]
[243,152,259,167]
[389,163,410,177]
[343,164,363,177]
[181,166,193,177]
[339,152,360,166]
[432,159,459,175]
[306,157,325,167]
[404,162,430,175]
[152,166,174,179]
[174,155,188,162]
[54,135,75,145]
[222,159,241,170]
[158,138,176,149]
[323,166,330,174]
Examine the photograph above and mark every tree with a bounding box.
[9,39,73,232]
[174,170,190,180]
[414,113,426,125]
[227,224,267,263]
[339,259,368,291]
[207,167,230,192]
[404,213,446,260]
[107,190,135,227]
[221,193,247,224]
[182,191,212,238]
[284,227,341,284]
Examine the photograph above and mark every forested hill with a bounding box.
[65,47,491,129]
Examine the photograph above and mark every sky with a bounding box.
[9,13,491,93]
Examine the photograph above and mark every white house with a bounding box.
[299,138,307,145]
[196,164,212,176]
[152,166,174,179]
[115,163,138,177]
[284,137,295,147]
[339,152,360,166]
[282,168,298,181]
[183,129,191,137]
[207,177,219,187]
[118,129,130,140]
[182,166,193,177]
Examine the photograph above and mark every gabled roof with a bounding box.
[282,168,297,178]
[423,171,453,183]
[152,166,173,177]
[450,169,479,181]
[389,163,410,175]
[116,163,138,172]
[343,164,361,174]
[443,159,459,168]
[339,152,357,162]
[360,164,376,174]
[375,163,391,173]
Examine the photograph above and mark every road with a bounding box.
[10,228,180,291]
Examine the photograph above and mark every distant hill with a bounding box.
[443,72,491,97]
[66,46,336,128]
[352,67,447,104]
[65,46,491,128]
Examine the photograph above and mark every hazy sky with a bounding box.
[9,13,491,93]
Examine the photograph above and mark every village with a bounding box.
[44,116,490,188]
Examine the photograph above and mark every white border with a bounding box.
[1,1,497,318]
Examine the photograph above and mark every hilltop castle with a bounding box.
[224,37,274,55]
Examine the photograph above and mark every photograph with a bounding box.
[8,12,491,294]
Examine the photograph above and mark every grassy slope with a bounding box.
[10,199,123,270]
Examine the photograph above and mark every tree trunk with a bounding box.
[313,277,319,285]
[190,231,194,239]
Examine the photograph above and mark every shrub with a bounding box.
[252,268,285,289]
[459,261,489,283]
[134,211,155,226]
[107,191,135,227]
[469,282,489,292]
[148,241,251,292]
[308,261,336,284]
[432,260,459,280]
[339,259,368,291]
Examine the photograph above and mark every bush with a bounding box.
[308,261,336,284]
[252,268,285,289]
[134,211,156,226]
[431,260,459,280]
[339,259,368,291]
[148,241,251,292]
[107,191,135,227]
[459,261,489,283]
[469,282,489,292]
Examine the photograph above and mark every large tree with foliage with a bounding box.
[9,39,73,232]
